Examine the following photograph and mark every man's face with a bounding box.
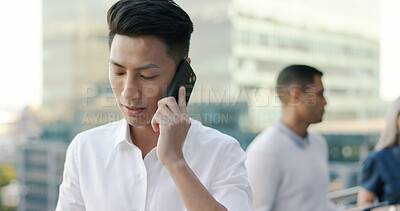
[109,35,176,126]
[298,75,327,124]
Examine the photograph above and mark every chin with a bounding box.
[116,104,152,126]
[124,115,152,127]
[311,117,323,124]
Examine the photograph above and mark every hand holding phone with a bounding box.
[152,60,195,166]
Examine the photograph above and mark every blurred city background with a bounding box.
[0,0,399,210]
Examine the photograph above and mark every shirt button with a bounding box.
[139,174,145,180]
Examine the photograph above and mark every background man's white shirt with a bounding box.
[246,120,337,211]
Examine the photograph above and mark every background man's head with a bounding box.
[276,64,327,124]
[107,0,194,66]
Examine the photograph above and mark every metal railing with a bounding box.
[328,187,400,211]
[328,186,360,203]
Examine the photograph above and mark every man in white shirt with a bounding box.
[56,0,252,210]
[246,65,337,211]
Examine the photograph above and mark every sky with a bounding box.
[0,0,399,123]
[0,0,42,122]
[380,0,400,100]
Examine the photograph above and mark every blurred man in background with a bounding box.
[246,65,337,211]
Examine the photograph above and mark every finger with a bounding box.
[158,104,174,118]
[151,113,160,132]
[158,97,181,115]
[151,108,166,132]
[160,104,185,126]
[178,86,186,107]
[178,86,188,114]
[155,104,179,126]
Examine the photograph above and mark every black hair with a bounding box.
[107,0,194,64]
[276,64,323,102]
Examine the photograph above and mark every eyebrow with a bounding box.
[109,59,160,71]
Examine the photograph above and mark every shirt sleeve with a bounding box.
[208,139,253,211]
[56,135,86,211]
[360,152,383,196]
[246,144,280,211]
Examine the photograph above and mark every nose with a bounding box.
[121,76,141,101]
[323,96,327,106]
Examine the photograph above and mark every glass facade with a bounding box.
[17,142,67,211]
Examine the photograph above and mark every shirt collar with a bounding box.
[275,119,309,148]
[113,118,199,152]
[113,118,131,150]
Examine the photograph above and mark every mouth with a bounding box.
[121,105,146,116]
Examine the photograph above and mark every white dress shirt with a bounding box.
[56,118,252,211]
[246,120,337,211]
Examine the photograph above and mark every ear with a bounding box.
[185,57,191,64]
[288,86,303,106]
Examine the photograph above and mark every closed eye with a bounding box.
[113,71,125,76]
[141,75,157,80]
[109,68,125,76]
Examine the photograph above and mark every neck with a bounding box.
[281,109,309,138]
[130,124,159,158]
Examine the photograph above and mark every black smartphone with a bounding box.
[167,60,196,104]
